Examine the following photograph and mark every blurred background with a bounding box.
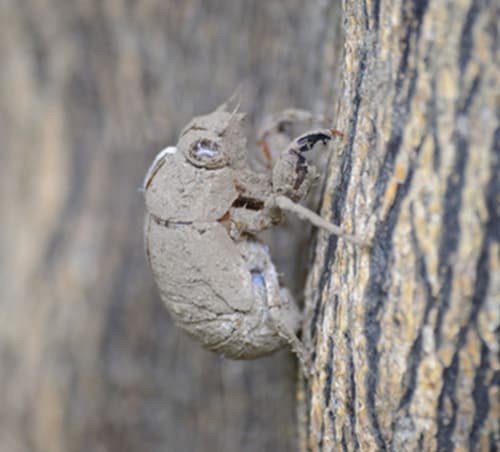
[0,1,341,450]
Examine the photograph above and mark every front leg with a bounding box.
[256,109,332,169]
[272,128,342,201]
[269,129,368,246]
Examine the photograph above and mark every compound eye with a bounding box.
[186,138,228,169]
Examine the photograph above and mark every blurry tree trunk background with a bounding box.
[0,1,498,452]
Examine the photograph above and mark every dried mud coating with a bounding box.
[143,103,352,366]
[144,103,307,360]
[145,218,300,358]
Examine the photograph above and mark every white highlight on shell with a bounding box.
[251,271,265,287]
[194,142,219,158]
[142,146,178,191]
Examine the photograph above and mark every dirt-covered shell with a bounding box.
[145,217,298,358]
[145,147,238,222]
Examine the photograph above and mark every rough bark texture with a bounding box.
[0,1,341,451]
[302,0,499,451]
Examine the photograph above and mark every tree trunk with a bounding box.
[301,0,499,450]
[0,1,342,451]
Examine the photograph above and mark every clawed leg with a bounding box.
[272,128,343,202]
[256,109,339,169]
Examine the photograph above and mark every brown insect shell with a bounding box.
[144,108,268,343]
[145,107,300,358]
[144,212,299,359]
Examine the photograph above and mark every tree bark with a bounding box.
[301,0,499,450]
[0,1,341,451]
